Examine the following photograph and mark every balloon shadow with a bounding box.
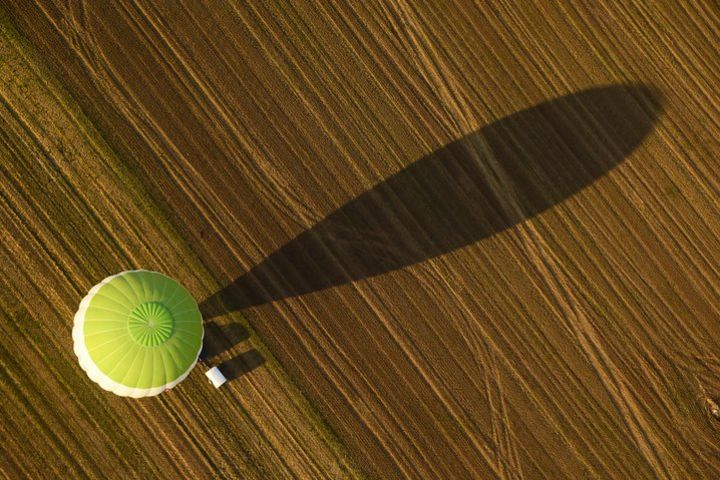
[200,322,249,360]
[201,83,662,317]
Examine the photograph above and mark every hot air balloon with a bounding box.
[73,270,209,397]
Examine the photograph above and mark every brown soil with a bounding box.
[0,11,361,480]
[3,1,720,479]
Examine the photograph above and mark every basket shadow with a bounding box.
[201,83,662,317]
[219,349,266,381]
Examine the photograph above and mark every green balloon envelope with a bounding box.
[73,270,204,397]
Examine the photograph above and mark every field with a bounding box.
[2,1,720,479]
[0,10,360,479]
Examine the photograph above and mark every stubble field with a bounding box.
[2,1,720,479]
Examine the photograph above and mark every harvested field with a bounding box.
[0,11,360,480]
[3,1,720,479]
